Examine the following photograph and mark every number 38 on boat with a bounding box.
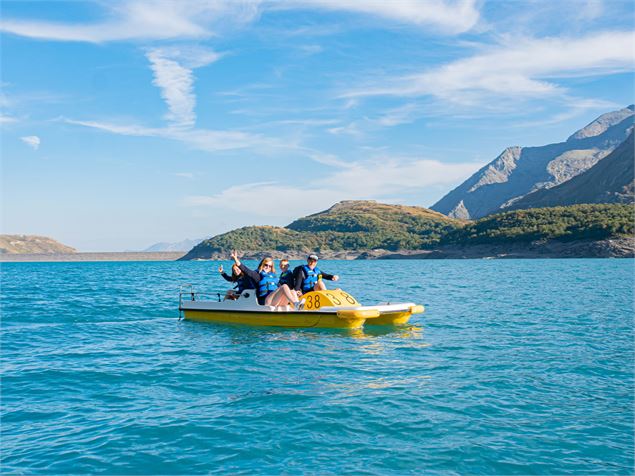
[179,286,424,329]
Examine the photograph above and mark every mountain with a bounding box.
[0,235,76,254]
[431,105,635,219]
[179,200,463,260]
[507,131,635,210]
[143,237,206,252]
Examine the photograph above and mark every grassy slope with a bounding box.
[182,201,463,258]
[182,201,634,259]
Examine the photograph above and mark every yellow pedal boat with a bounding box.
[179,286,424,329]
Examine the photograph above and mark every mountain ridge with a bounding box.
[431,105,635,219]
[507,131,635,210]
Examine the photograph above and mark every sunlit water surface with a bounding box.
[1,259,633,474]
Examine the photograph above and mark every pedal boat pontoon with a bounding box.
[179,286,424,329]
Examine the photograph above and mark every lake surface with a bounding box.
[1,259,633,474]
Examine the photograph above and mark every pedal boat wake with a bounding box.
[179,286,424,329]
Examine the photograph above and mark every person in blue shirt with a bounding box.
[230,251,300,307]
[293,254,339,295]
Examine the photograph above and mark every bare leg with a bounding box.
[265,285,298,306]
[314,280,327,291]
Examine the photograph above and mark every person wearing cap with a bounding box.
[293,254,339,295]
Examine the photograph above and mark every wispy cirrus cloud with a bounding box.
[0,0,259,43]
[0,0,479,43]
[61,118,288,153]
[344,31,635,105]
[146,46,222,128]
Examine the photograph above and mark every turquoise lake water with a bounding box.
[1,259,633,474]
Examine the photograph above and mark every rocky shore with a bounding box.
[372,237,635,259]
[183,237,634,261]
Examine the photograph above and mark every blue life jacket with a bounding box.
[279,270,293,287]
[301,265,322,292]
[257,271,278,297]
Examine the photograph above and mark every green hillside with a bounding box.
[441,204,635,245]
[181,201,464,259]
[180,201,634,260]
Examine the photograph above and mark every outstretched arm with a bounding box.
[239,263,261,283]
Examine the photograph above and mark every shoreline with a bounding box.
[0,252,185,262]
[180,237,635,261]
[2,237,633,262]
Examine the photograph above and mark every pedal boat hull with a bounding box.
[179,289,424,329]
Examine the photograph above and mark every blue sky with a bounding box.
[1,0,634,251]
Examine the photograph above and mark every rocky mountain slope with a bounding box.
[431,105,635,219]
[179,201,464,260]
[0,235,76,254]
[507,131,635,210]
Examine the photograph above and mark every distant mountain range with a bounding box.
[142,237,207,252]
[0,235,76,254]
[431,105,635,219]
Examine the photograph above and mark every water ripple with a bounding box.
[1,259,633,474]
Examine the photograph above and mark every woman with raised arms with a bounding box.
[230,250,301,308]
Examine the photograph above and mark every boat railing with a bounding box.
[179,284,223,306]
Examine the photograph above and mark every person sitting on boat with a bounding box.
[293,254,339,295]
[278,259,294,288]
[218,263,256,300]
[230,251,300,307]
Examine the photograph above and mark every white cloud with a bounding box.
[512,97,619,128]
[146,46,221,128]
[373,103,421,127]
[0,114,18,124]
[185,156,483,219]
[282,0,479,34]
[176,172,194,179]
[344,31,635,105]
[62,118,289,152]
[186,182,330,219]
[20,135,40,150]
[0,0,478,43]
[328,122,363,137]
[0,0,259,43]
